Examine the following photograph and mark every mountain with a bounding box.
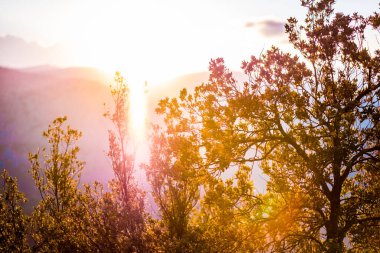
[0,35,69,68]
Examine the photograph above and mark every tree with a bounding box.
[66,72,149,252]
[28,116,88,252]
[153,80,263,253]
[103,72,146,251]
[154,94,265,252]
[0,170,29,252]
[74,181,129,252]
[157,0,380,251]
[144,121,203,252]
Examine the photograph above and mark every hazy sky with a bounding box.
[0,0,379,84]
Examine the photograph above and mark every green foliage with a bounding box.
[195,165,263,252]
[75,182,139,252]
[0,170,29,252]
[28,116,87,252]
[29,116,83,211]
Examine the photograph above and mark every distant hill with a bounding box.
[147,71,210,116]
[147,71,247,116]
[21,65,60,73]
[0,35,69,67]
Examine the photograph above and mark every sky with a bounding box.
[1,0,379,85]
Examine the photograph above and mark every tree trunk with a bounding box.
[326,192,343,252]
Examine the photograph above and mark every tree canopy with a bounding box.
[155,0,380,251]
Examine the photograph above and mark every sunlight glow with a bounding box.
[65,0,204,87]
[49,1,295,142]
[128,76,147,143]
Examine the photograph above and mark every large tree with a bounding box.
[157,0,380,251]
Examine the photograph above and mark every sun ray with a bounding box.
[128,77,147,143]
